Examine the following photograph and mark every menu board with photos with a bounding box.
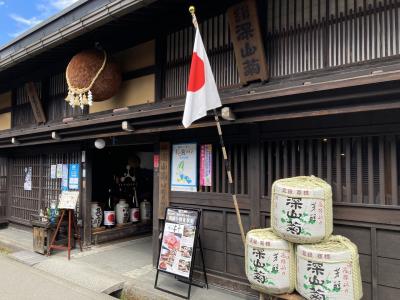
[157,208,200,278]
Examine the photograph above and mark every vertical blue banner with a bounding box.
[68,164,80,190]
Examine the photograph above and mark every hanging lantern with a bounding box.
[65,49,122,108]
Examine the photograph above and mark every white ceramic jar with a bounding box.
[116,199,130,224]
[140,199,151,223]
[91,202,103,228]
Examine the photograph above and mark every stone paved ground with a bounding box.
[0,254,113,300]
[0,226,256,300]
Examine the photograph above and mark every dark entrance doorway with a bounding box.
[91,144,154,244]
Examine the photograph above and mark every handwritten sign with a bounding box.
[58,191,79,210]
[228,0,269,84]
[157,208,200,278]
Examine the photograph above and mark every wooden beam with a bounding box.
[2,73,400,141]
[25,82,46,124]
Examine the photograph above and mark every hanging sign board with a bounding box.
[200,144,212,187]
[227,0,269,84]
[171,143,197,192]
[24,167,32,191]
[58,191,80,210]
[157,207,200,278]
[68,164,80,190]
[61,164,69,191]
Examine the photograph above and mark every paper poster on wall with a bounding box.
[171,143,197,192]
[61,164,69,191]
[68,164,80,190]
[24,167,32,191]
[50,165,57,179]
[56,164,63,178]
[200,144,212,187]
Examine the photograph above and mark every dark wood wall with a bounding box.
[9,0,400,127]
[8,150,81,226]
[0,156,8,223]
[163,0,400,98]
[160,120,400,299]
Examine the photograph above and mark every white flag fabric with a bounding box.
[182,28,222,128]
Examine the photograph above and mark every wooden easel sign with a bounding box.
[155,207,208,299]
[47,191,82,260]
[58,191,79,209]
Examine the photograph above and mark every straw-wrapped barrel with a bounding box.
[246,228,296,295]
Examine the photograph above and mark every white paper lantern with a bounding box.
[94,138,106,149]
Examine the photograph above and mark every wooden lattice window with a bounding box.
[262,135,400,206]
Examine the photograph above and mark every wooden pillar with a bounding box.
[153,138,171,267]
[81,149,92,247]
[155,36,166,102]
[152,142,160,267]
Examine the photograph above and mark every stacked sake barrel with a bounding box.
[245,176,363,300]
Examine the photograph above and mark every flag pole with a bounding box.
[189,6,246,246]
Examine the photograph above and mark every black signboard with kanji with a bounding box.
[228,0,269,84]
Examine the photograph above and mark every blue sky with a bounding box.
[0,0,79,47]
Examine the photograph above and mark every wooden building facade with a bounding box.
[0,0,400,299]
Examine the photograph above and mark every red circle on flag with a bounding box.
[187,52,205,92]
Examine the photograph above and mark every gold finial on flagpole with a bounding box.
[189,6,198,28]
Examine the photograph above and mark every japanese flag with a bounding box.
[182,28,222,128]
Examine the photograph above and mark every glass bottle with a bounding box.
[130,187,140,223]
[103,188,115,228]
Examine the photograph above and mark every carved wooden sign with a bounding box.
[25,82,46,124]
[227,0,269,84]
[158,142,171,219]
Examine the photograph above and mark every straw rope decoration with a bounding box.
[245,228,296,295]
[271,176,333,244]
[65,49,107,109]
[296,235,363,300]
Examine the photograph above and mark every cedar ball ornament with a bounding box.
[65,49,122,108]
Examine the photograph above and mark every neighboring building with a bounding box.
[0,0,399,299]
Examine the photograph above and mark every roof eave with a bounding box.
[0,0,155,72]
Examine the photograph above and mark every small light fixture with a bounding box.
[51,131,61,140]
[221,107,236,121]
[122,121,134,132]
[11,137,20,145]
[323,138,328,142]
[341,153,345,157]
[94,138,106,149]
